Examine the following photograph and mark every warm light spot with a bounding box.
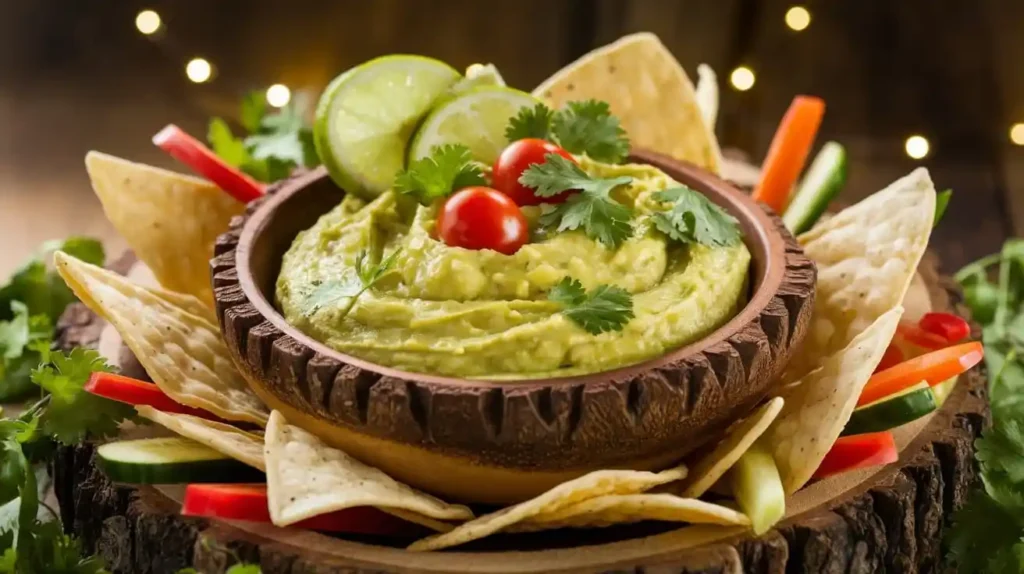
[186,58,213,83]
[785,6,811,31]
[266,84,291,108]
[135,10,161,35]
[905,135,930,159]
[729,66,755,91]
[1011,123,1024,146]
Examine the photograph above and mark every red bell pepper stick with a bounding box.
[874,343,904,374]
[895,321,949,351]
[857,341,984,407]
[85,372,219,420]
[153,124,265,203]
[182,484,422,536]
[918,312,971,344]
[752,95,826,213]
[813,432,898,480]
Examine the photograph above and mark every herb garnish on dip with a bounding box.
[276,71,749,379]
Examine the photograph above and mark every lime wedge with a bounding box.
[314,55,460,198]
[409,87,540,165]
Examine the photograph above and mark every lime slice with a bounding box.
[314,55,460,198]
[409,87,539,165]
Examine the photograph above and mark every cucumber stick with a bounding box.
[729,441,785,536]
[931,377,957,406]
[843,382,936,436]
[782,141,847,235]
[97,437,265,484]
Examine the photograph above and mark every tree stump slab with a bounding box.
[51,252,988,574]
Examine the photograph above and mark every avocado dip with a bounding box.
[276,157,751,379]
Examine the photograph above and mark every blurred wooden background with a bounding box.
[1,0,1020,277]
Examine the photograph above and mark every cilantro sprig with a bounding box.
[303,249,402,317]
[209,90,320,184]
[651,186,742,247]
[519,154,634,248]
[394,144,486,204]
[946,238,1024,572]
[548,277,634,335]
[505,100,630,163]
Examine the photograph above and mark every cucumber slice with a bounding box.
[96,437,264,485]
[931,377,957,406]
[728,441,785,536]
[843,382,936,436]
[782,141,847,235]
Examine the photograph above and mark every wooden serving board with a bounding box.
[51,252,988,574]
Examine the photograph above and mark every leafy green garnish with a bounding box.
[519,154,633,248]
[178,565,260,574]
[946,236,1024,572]
[548,277,634,334]
[394,144,487,204]
[551,100,630,164]
[651,186,742,247]
[505,103,555,142]
[0,238,104,323]
[208,90,320,184]
[0,303,52,402]
[31,348,129,444]
[303,249,402,317]
[934,189,952,227]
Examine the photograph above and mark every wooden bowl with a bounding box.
[210,150,816,504]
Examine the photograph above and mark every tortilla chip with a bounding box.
[264,411,473,528]
[784,168,935,383]
[765,307,903,494]
[407,465,687,551]
[532,32,722,174]
[55,253,269,426]
[85,151,245,308]
[515,494,748,531]
[136,406,265,470]
[681,397,784,497]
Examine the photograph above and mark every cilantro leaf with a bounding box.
[239,91,267,134]
[0,303,53,402]
[519,154,634,248]
[11,521,108,574]
[226,565,262,574]
[505,103,554,142]
[0,238,104,324]
[303,249,402,317]
[551,100,630,163]
[934,189,952,227]
[394,145,487,204]
[548,277,634,335]
[247,104,316,168]
[651,186,741,247]
[30,349,131,444]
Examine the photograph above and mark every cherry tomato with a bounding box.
[918,312,971,344]
[437,187,528,254]
[492,138,576,206]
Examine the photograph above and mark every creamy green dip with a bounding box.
[276,157,751,379]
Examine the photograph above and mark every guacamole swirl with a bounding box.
[276,158,750,379]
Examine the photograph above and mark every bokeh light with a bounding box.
[905,135,930,159]
[135,10,161,35]
[729,66,756,91]
[266,84,291,108]
[785,6,811,31]
[185,58,213,83]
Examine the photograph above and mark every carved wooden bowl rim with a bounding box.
[221,148,807,389]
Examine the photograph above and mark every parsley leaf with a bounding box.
[208,90,320,184]
[551,100,630,163]
[303,249,402,317]
[519,154,634,248]
[548,277,634,334]
[947,489,1024,574]
[0,238,104,324]
[394,145,487,204]
[651,186,741,247]
[505,103,554,142]
[31,349,131,444]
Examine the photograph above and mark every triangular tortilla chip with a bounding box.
[681,397,784,497]
[532,32,723,174]
[55,253,269,426]
[408,464,687,551]
[85,151,244,308]
[784,168,935,383]
[765,307,903,494]
[136,406,265,470]
[517,493,748,531]
[264,411,473,527]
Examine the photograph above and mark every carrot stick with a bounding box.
[752,96,826,213]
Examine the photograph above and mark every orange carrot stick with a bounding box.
[752,96,826,213]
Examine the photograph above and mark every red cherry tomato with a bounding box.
[437,187,528,254]
[492,138,576,206]
[918,312,971,344]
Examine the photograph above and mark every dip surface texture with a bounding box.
[276,158,751,379]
